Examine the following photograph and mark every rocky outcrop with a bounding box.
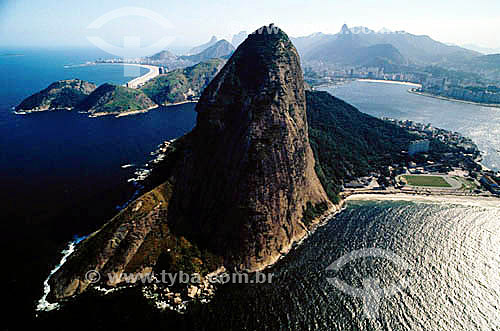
[15,81,155,117]
[48,24,334,301]
[167,25,332,271]
[15,79,96,113]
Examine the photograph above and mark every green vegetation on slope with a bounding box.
[16,59,225,116]
[306,90,459,202]
[140,59,224,105]
[15,79,96,111]
[79,83,156,114]
[306,91,415,201]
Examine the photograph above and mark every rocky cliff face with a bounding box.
[167,26,332,271]
[48,25,333,301]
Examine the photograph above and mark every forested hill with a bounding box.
[306,90,455,202]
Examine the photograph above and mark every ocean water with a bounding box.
[2,50,500,330]
[36,200,500,331]
[0,48,196,230]
[0,47,149,109]
[187,199,500,330]
[0,48,197,328]
[322,81,500,171]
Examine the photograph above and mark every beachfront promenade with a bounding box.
[125,64,160,89]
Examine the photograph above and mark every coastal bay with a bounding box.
[323,80,500,171]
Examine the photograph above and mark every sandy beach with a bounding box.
[408,89,500,109]
[88,105,158,118]
[115,105,158,117]
[162,100,198,106]
[124,64,160,88]
[357,79,422,88]
[346,192,500,208]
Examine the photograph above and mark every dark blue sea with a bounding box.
[0,47,197,328]
[0,47,197,222]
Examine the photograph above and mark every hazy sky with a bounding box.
[1,0,499,51]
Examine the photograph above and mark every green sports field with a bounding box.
[402,175,452,188]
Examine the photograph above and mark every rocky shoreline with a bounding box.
[90,105,158,118]
[14,107,73,115]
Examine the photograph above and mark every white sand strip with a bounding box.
[357,79,422,88]
[346,193,500,208]
[124,64,160,89]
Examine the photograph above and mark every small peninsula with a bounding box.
[15,60,225,117]
[15,79,96,113]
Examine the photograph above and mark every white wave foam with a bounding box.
[36,236,85,313]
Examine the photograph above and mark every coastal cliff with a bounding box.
[48,25,334,301]
[165,25,333,271]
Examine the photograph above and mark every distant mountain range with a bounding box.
[292,24,481,66]
[452,53,500,81]
[140,24,497,83]
[188,36,218,55]
[180,40,234,63]
[300,25,406,67]
[146,25,497,73]
[231,31,248,48]
[461,44,500,55]
[145,39,233,69]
